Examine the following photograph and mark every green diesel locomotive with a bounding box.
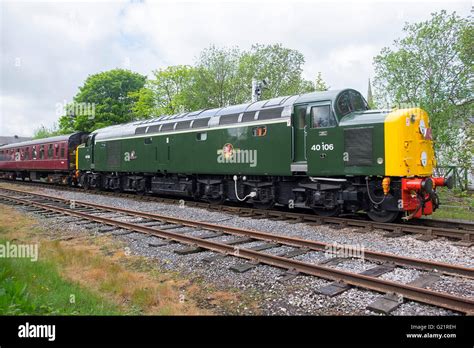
[77,88,451,222]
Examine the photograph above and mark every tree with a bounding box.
[194,45,243,107]
[237,44,315,101]
[314,72,329,92]
[58,69,146,132]
[373,11,473,167]
[32,124,61,139]
[131,65,198,118]
[131,44,327,118]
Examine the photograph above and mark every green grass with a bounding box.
[0,241,120,315]
[431,187,474,221]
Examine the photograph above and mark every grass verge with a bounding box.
[431,187,474,221]
[0,203,257,315]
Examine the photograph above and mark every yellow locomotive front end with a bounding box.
[384,108,452,219]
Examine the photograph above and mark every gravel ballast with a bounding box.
[2,184,472,316]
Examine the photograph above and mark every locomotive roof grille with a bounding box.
[219,114,240,125]
[91,89,368,141]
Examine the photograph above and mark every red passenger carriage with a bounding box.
[0,132,87,184]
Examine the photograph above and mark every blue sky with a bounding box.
[0,0,471,136]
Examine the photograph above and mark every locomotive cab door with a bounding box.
[83,134,97,170]
[291,104,310,172]
[305,102,343,175]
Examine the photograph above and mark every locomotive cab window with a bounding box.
[252,126,267,137]
[311,105,336,128]
[336,90,368,117]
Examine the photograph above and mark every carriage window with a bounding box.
[24,148,30,160]
[55,145,59,157]
[144,137,153,145]
[196,132,207,141]
[60,147,65,158]
[252,126,267,137]
[32,147,37,159]
[39,145,45,159]
[48,144,53,159]
[311,105,336,128]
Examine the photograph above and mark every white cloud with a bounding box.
[0,0,471,136]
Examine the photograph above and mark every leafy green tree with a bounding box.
[58,69,146,132]
[238,44,315,100]
[314,72,329,92]
[132,44,326,118]
[194,46,243,107]
[32,124,61,139]
[131,65,198,118]
[373,10,473,167]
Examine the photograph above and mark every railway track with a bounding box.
[1,179,473,245]
[0,186,473,315]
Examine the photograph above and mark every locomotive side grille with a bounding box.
[176,120,192,130]
[192,117,210,128]
[241,112,256,122]
[344,127,373,166]
[219,114,240,125]
[258,107,284,120]
[135,126,147,135]
[147,125,160,134]
[106,140,121,168]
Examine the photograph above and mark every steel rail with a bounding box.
[1,179,472,241]
[0,187,473,279]
[0,192,473,314]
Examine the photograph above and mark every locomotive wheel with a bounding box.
[367,209,400,223]
[206,195,225,205]
[82,176,90,190]
[313,206,341,217]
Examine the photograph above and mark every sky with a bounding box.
[0,0,471,137]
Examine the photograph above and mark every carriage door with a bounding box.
[306,102,343,175]
[291,104,309,171]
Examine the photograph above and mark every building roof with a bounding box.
[0,135,32,146]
